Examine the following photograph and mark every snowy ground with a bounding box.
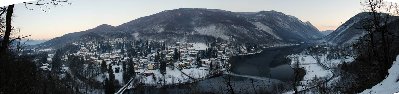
[360,55,399,94]
[319,54,354,68]
[94,63,124,84]
[141,67,209,85]
[189,43,208,50]
[287,53,399,94]
[290,54,354,69]
[288,54,333,91]
[113,65,124,84]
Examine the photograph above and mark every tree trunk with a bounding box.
[0,4,14,56]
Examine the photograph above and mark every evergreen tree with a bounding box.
[87,62,96,78]
[122,61,128,83]
[120,45,125,54]
[196,56,202,67]
[128,59,136,77]
[105,64,115,94]
[52,49,63,73]
[123,59,136,83]
[209,62,213,74]
[104,78,111,94]
[155,52,160,62]
[39,52,48,64]
[173,48,180,61]
[101,60,107,73]
[160,61,167,75]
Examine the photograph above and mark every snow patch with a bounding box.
[141,67,209,85]
[132,32,140,40]
[360,55,399,94]
[154,25,164,33]
[189,43,208,50]
[194,24,230,40]
[330,18,361,43]
[252,22,282,40]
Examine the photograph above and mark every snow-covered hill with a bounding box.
[38,8,323,49]
[325,12,399,46]
[360,55,399,94]
[287,53,354,92]
[324,13,370,46]
[116,8,323,44]
[321,30,333,36]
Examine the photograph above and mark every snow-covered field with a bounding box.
[289,55,332,80]
[113,65,124,84]
[141,67,209,85]
[286,52,355,92]
[288,54,333,91]
[360,55,399,94]
[94,63,124,84]
[189,43,208,50]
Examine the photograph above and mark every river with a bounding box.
[230,44,310,81]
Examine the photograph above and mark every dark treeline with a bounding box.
[0,0,77,93]
[334,0,399,93]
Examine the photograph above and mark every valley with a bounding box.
[1,1,399,93]
[23,8,399,93]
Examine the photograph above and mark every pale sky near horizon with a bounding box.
[9,0,368,40]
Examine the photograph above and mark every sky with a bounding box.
[5,0,368,40]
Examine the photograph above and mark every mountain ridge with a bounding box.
[38,8,323,49]
[325,12,399,46]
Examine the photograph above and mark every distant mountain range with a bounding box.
[38,8,324,49]
[321,30,334,36]
[20,39,47,45]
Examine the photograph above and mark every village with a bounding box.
[35,38,264,87]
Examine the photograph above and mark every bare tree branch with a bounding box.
[23,0,71,12]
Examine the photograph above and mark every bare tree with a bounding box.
[23,0,71,12]
[340,0,399,92]
[359,0,399,66]
[0,1,72,93]
[0,5,14,57]
[0,0,71,58]
[223,75,235,94]
[292,56,300,94]
[250,79,257,94]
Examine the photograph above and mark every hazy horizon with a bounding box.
[10,0,366,40]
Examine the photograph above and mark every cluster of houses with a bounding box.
[33,38,269,86]
[41,38,244,74]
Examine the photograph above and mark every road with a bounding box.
[224,72,274,81]
[115,75,142,94]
